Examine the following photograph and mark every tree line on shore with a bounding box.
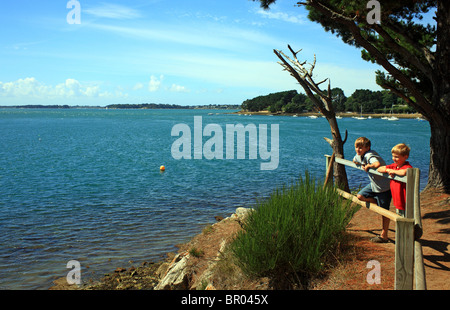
[0,103,241,110]
[241,88,416,114]
[106,103,240,109]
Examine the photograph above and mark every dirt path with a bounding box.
[313,188,449,290]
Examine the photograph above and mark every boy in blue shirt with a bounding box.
[353,137,392,243]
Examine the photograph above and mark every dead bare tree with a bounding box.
[274,45,349,191]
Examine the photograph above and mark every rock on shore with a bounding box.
[154,207,253,290]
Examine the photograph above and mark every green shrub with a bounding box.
[231,172,357,283]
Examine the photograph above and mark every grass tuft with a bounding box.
[230,172,358,288]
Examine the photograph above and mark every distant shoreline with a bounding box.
[0,105,425,120]
[0,104,241,110]
[234,110,425,120]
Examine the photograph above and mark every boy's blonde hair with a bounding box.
[392,143,410,156]
[355,137,371,148]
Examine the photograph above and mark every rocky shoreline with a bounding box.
[50,207,253,291]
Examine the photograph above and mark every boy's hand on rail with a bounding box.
[362,161,381,172]
[361,164,372,172]
[386,168,396,177]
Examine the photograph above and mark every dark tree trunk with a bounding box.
[425,0,450,192]
[325,117,349,192]
[426,114,450,192]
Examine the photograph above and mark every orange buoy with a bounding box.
[160,165,165,171]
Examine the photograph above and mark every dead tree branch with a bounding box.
[274,45,349,191]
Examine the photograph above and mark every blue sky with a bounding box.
[0,0,425,106]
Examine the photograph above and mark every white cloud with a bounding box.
[88,22,282,53]
[0,77,110,99]
[64,78,82,96]
[133,82,144,90]
[148,75,163,92]
[84,3,142,20]
[0,77,41,97]
[144,76,189,93]
[169,84,190,93]
[83,85,100,97]
[256,8,306,24]
[151,53,295,90]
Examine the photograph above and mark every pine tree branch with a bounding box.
[302,0,433,117]
[370,23,434,81]
[384,18,435,67]
[378,81,427,117]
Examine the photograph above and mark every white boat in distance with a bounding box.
[353,106,367,119]
[386,104,399,121]
[387,116,399,121]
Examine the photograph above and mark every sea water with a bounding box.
[0,108,430,289]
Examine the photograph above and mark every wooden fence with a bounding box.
[325,155,426,290]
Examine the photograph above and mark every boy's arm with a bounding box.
[386,168,408,177]
[377,166,387,173]
[363,160,381,172]
[380,163,409,177]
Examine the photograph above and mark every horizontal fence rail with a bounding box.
[333,156,408,183]
[336,188,401,222]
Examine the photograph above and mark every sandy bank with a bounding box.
[234,110,425,119]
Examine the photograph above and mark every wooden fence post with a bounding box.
[409,168,427,290]
[395,217,415,290]
[405,168,419,219]
[324,154,335,187]
[415,241,427,290]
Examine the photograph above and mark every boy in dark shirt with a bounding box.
[353,137,392,243]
